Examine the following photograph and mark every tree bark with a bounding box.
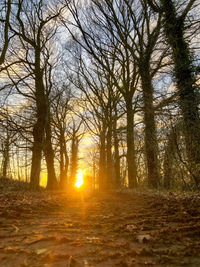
[161,0,200,188]
[126,97,137,188]
[2,138,9,177]
[30,49,47,190]
[30,117,46,190]
[113,109,121,188]
[70,137,78,186]
[99,124,107,190]
[163,130,176,189]
[0,0,11,65]
[59,130,69,188]
[106,122,112,188]
[139,65,160,188]
[44,105,58,190]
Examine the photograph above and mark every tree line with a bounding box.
[0,0,200,191]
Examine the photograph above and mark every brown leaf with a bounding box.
[126,224,137,232]
[137,234,151,243]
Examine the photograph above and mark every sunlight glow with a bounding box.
[75,169,85,188]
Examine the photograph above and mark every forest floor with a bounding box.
[0,179,200,267]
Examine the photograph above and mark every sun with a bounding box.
[75,169,85,188]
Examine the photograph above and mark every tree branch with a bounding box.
[180,0,197,21]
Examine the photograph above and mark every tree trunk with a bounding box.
[63,149,69,186]
[99,125,107,190]
[70,137,78,186]
[2,138,9,177]
[140,67,160,188]
[59,134,64,185]
[113,110,121,188]
[44,106,58,190]
[163,131,175,190]
[59,131,69,188]
[126,97,137,188]
[161,0,200,188]
[30,49,47,190]
[106,123,112,188]
[0,0,11,65]
[30,117,46,190]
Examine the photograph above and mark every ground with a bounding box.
[0,181,200,266]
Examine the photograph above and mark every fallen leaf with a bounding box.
[126,224,137,232]
[137,234,151,243]
[68,256,81,267]
[36,248,48,254]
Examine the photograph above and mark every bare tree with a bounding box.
[7,0,63,189]
[64,43,125,188]
[68,117,84,186]
[147,0,200,189]
[89,0,170,187]
[52,84,71,188]
[0,0,11,66]
[62,0,139,187]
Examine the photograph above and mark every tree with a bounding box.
[64,42,124,189]
[7,0,63,189]
[0,104,32,180]
[147,0,200,189]
[0,0,11,66]
[44,97,58,189]
[63,0,139,187]
[52,84,71,188]
[0,110,15,177]
[68,117,84,186]
[90,0,171,188]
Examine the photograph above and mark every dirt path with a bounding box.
[0,190,200,266]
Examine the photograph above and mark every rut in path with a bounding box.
[0,191,200,266]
